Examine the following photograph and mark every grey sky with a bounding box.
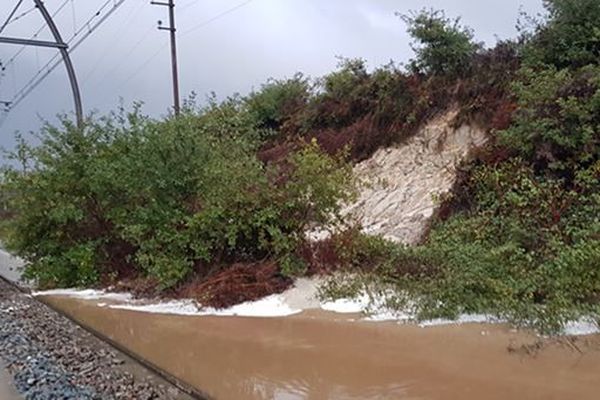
[0,0,545,161]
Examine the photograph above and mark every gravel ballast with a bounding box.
[0,278,191,400]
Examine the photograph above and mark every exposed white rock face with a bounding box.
[344,110,487,245]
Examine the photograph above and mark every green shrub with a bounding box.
[341,0,598,333]
[245,73,310,135]
[318,157,600,333]
[1,104,354,289]
[499,65,600,173]
[522,0,600,69]
[301,58,372,130]
[400,8,481,78]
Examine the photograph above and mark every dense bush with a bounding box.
[0,104,354,289]
[320,159,599,333]
[523,0,600,69]
[301,58,373,131]
[318,0,600,334]
[380,0,600,333]
[245,73,311,135]
[250,13,512,163]
[297,60,429,161]
[390,0,600,333]
[399,9,481,78]
[499,65,600,174]
[415,160,598,331]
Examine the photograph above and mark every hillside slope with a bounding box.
[345,110,486,244]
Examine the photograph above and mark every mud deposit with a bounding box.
[40,296,600,400]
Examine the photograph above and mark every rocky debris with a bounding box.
[344,109,487,244]
[0,279,183,399]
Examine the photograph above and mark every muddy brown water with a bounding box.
[43,296,600,400]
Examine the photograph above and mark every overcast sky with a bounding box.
[0,0,545,162]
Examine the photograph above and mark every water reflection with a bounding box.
[43,297,600,400]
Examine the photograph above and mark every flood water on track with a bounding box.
[42,296,600,400]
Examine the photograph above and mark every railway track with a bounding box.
[0,268,211,400]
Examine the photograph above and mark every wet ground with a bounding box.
[43,296,600,400]
[0,278,195,400]
[0,362,21,400]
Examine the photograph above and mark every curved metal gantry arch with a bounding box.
[0,0,83,127]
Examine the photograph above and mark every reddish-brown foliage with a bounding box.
[260,45,519,167]
[298,237,342,275]
[177,261,293,309]
[490,101,518,131]
[258,141,296,165]
[112,276,163,299]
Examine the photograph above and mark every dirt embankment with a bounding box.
[344,109,486,244]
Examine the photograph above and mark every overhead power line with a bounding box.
[2,0,260,126]
[0,0,25,35]
[1,0,71,73]
[117,0,258,93]
[4,0,127,117]
[118,39,168,88]
[7,5,37,26]
[178,0,199,13]
[81,0,148,86]
[181,0,255,36]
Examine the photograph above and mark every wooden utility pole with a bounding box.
[151,0,180,115]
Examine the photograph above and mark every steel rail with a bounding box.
[0,272,211,400]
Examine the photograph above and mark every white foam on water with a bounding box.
[110,294,302,318]
[110,299,202,316]
[213,294,302,317]
[418,314,500,327]
[32,288,133,302]
[33,278,600,336]
[562,318,600,336]
[365,309,412,322]
[320,295,370,314]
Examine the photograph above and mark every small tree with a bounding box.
[523,0,600,69]
[399,9,480,78]
[245,73,311,134]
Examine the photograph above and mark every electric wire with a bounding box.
[71,0,77,36]
[117,0,257,88]
[2,0,71,73]
[2,0,259,125]
[118,39,168,88]
[0,0,25,35]
[4,5,37,26]
[81,0,148,86]
[178,0,199,13]
[181,0,255,36]
[4,0,127,117]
